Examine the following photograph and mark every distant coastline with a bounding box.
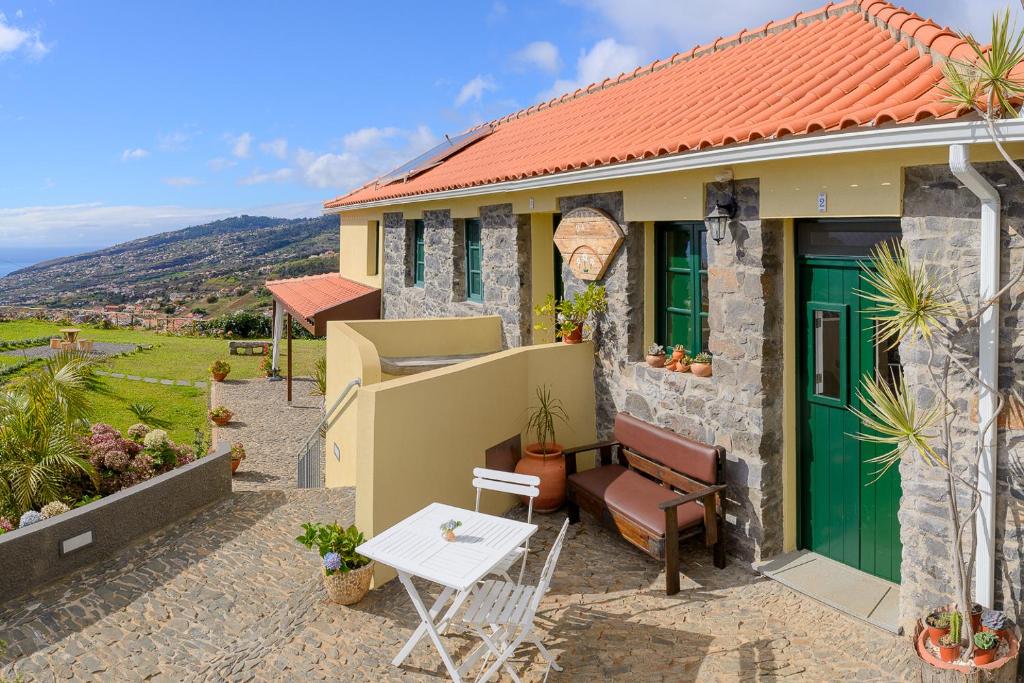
[0,246,85,277]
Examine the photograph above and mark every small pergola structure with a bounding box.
[265,273,381,401]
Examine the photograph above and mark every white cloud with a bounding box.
[455,75,497,107]
[157,129,193,152]
[0,12,48,59]
[297,125,439,190]
[162,176,200,187]
[259,137,288,159]
[207,157,236,171]
[541,38,643,101]
[514,41,561,73]
[239,167,294,185]
[0,201,324,249]
[121,148,149,161]
[227,131,253,158]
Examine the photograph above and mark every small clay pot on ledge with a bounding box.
[561,325,583,344]
[645,353,666,368]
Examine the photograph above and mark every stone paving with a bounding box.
[0,377,918,681]
[93,370,207,389]
[2,342,138,360]
[211,378,323,491]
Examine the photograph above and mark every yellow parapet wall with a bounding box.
[355,341,597,586]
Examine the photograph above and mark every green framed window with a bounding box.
[412,220,425,287]
[465,218,483,302]
[655,221,709,355]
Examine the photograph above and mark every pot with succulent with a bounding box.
[645,343,666,368]
[982,609,1010,640]
[230,442,246,474]
[926,609,952,647]
[296,522,373,605]
[514,385,569,512]
[690,352,713,377]
[938,612,964,664]
[534,283,608,344]
[209,359,231,382]
[209,405,233,427]
[974,631,1001,666]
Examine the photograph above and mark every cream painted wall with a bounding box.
[338,216,384,289]
[324,316,505,488]
[530,213,555,343]
[356,341,597,586]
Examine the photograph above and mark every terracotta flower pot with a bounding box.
[515,443,565,512]
[971,605,983,633]
[671,349,685,361]
[212,372,228,382]
[691,362,712,377]
[562,325,583,344]
[231,458,241,474]
[645,354,666,368]
[974,646,997,666]
[212,415,231,427]
[323,562,374,605]
[937,639,961,663]
[925,622,949,648]
[665,360,678,372]
[677,362,691,373]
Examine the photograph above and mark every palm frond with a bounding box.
[855,242,956,345]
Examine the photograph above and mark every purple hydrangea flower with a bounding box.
[322,552,342,572]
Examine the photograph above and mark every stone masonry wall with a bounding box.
[558,183,785,563]
[899,161,1024,631]
[381,205,532,347]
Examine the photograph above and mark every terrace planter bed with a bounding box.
[0,443,232,605]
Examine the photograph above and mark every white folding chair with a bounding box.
[472,467,540,585]
[455,518,570,682]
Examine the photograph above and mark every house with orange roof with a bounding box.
[320,0,1024,633]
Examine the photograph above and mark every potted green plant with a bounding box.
[230,442,246,474]
[296,522,373,605]
[515,385,569,512]
[675,353,692,373]
[691,352,713,377]
[209,359,231,382]
[982,609,1009,639]
[534,283,608,343]
[925,609,951,647]
[937,611,963,663]
[209,405,233,427]
[440,519,462,542]
[973,630,1000,666]
[645,343,666,368]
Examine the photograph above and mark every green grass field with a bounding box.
[0,319,325,444]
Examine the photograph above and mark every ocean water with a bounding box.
[0,246,84,277]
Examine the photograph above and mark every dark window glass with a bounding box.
[466,218,483,302]
[413,220,425,287]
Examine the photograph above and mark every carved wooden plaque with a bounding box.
[553,207,624,281]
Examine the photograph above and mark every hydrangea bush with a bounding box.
[81,424,196,496]
[40,501,70,519]
[19,511,44,528]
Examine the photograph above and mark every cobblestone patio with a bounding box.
[0,378,918,681]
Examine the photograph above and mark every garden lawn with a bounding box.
[86,376,208,445]
[0,320,324,382]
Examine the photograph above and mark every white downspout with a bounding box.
[949,143,1000,608]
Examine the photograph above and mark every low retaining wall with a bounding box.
[0,444,232,604]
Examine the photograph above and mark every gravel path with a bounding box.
[212,378,323,491]
[1,342,138,359]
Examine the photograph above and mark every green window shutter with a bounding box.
[413,220,425,287]
[655,222,709,355]
[465,219,483,302]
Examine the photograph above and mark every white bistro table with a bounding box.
[356,502,537,682]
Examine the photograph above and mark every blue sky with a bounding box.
[0,0,1012,251]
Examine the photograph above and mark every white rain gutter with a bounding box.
[325,118,1024,213]
[949,143,1000,608]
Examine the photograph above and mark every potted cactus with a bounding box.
[937,611,963,663]
[973,630,1000,666]
[982,609,1009,639]
[209,405,233,427]
[925,609,951,647]
[209,359,231,382]
[645,343,666,368]
[296,522,373,605]
[691,352,713,377]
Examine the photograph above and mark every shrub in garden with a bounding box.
[0,517,13,534]
[127,423,151,442]
[19,510,43,528]
[40,501,70,519]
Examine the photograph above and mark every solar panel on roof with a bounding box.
[374,124,493,187]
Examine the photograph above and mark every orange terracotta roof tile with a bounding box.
[325,0,977,209]
[265,273,377,321]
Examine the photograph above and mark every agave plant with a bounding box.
[0,352,98,516]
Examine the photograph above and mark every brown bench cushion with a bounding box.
[615,413,718,484]
[568,465,704,537]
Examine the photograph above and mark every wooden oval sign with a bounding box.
[553,207,624,281]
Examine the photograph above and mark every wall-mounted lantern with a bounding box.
[704,199,736,244]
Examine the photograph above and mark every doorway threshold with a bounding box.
[756,550,900,634]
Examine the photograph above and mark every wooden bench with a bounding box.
[229,341,270,356]
[565,412,727,595]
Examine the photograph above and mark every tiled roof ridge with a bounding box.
[486,0,966,131]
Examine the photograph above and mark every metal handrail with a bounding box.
[296,377,361,488]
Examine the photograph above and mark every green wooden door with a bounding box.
[798,257,903,583]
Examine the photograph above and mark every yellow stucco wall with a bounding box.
[357,341,597,585]
[530,213,555,343]
[338,216,383,289]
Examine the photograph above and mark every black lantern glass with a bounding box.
[704,201,735,244]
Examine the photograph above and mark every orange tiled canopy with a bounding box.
[325,0,979,209]
[266,273,377,321]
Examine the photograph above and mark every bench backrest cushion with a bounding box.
[614,412,720,484]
